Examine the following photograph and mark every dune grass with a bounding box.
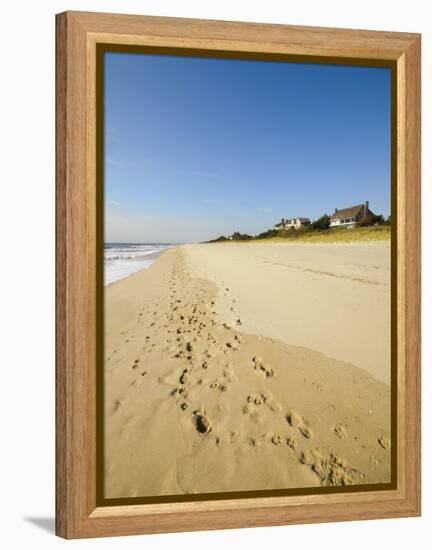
[219,225,391,244]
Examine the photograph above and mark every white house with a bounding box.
[274,217,311,230]
[329,201,373,228]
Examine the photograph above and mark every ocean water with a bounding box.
[104,243,174,286]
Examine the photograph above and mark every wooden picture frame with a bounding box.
[56,11,421,539]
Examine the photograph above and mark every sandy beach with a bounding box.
[104,241,391,498]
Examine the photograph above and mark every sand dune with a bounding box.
[104,243,391,499]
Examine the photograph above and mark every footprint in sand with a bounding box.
[333,424,348,439]
[286,436,297,450]
[249,436,265,448]
[112,399,125,413]
[298,425,313,439]
[243,394,265,415]
[178,387,189,398]
[210,381,229,392]
[252,356,274,378]
[225,342,238,351]
[179,369,189,384]
[223,368,235,383]
[271,434,284,446]
[247,394,266,406]
[378,436,390,449]
[192,409,212,434]
[299,450,361,486]
[286,411,313,439]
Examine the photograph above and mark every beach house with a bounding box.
[329,201,373,228]
[274,217,311,230]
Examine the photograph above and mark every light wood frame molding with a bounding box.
[56,11,421,539]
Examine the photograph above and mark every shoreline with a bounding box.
[104,246,174,287]
[104,243,391,498]
[105,237,390,287]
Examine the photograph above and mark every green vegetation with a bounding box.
[311,214,330,230]
[206,213,391,244]
[255,228,279,239]
[207,235,228,243]
[230,231,253,241]
[256,225,391,243]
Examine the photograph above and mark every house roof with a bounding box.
[331,204,364,220]
[297,217,311,223]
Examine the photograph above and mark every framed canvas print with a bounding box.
[55,11,421,539]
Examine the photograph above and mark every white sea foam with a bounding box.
[104,243,173,286]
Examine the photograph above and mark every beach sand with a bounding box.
[104,242,391,498]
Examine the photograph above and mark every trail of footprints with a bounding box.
[109,265,385,487]
[163,271,282,436]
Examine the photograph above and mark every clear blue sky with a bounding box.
[104,52,391,243]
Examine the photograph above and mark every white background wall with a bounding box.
[0,0,430,548]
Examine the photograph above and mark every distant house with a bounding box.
[329,201,373,228]
[274,217,311,230]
